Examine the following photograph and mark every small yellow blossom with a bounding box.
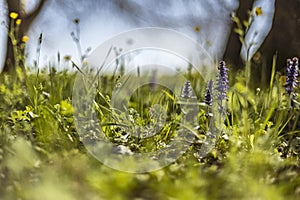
[21,36,29,43]
[60,100,73,115]
[253,52,262,63]
[73,18,80,24]
[194,25,201,32]
[64,55,71,61]
[83,61,89,66]
[267,121,274,128]
[10,12,18,19]
[255,7,263,16]
[16,19,22,25]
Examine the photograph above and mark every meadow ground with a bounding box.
[0,55,300,199]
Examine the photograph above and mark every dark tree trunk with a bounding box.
[225,0,300,70]
[224,0,300,87]
[223,0,255,68]
[259,0,300,70]
[3,0,46,72]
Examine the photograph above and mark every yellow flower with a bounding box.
[16,19,22,25]
[10,12,18,19]
[60,100,73,115]
[21,36,29,43]
[73,18,80,24]
[255,7,263,16]
[266,121,274,128]
[194,25,201,32]
[64,55,71,61]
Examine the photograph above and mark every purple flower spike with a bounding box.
[204,80,213,106]
[181,81,192,99]
[285,57,298,96]
[216,61,229,101]
[285,57,299,108]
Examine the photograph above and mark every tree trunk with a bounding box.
[225,0,300,69]
[224,0,255,67]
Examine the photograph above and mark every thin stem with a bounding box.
[244,60,251,136]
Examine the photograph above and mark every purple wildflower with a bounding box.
[181,81,192,99]
[285,57,299,96]
[285,57,299,108]
[216,61,229,101]
[204,80,213,106]
[215,61,229,114]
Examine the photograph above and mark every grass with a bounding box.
[0,56,299,199]
[0,13,300,200]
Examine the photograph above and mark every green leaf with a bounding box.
[234,28,244,36]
